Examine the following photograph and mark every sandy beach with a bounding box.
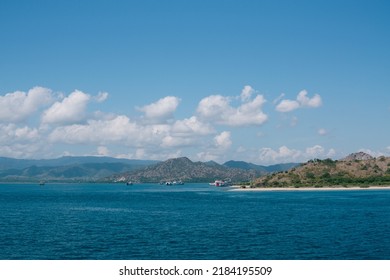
[229,185,390,191]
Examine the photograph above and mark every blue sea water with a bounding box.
[0,183,389,260]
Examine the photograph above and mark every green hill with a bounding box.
[108,157,262,183]
[254,152,390,188]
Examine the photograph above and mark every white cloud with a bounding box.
[259,146,302,163]
[161,135,194,148]
[327,148,336,157]
[297,90,322,108]
[42,90,91,124]
[0,124,40,143]
[194,131,233,163]
[171,116,214,136]
[95,92,109,103]
[276,90,322,112]
[0,123,46,158]
[48,115,140,145]
[257,145,335,164]
[0,87,52,122]
[0,85,331,161]
[196,151,219,162]
[305,145,325,157]
[273,93,285,104]
[276,99,300,112]
[214,131,232,150]
[240,85,254,102]
[197,89,268,126]
[48,113,209,150]
[138,96,180,121]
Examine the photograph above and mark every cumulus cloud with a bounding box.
[161,135,194,148]
[138,96,180,121]
[257,145,335,164]
[171,116,214,136]
[276,90,322,112]
[197,88,268,126]
[42,90,91,124]
[305,145,325,157]
[0,123,46,158]
[0,87,52,122]
[48,112,212,151]
[259,146,302,163]
[0,85,330,161]
[276,99,300,113]
[195,131,233,162]
[48,115,140,145]
[214,131,232,150]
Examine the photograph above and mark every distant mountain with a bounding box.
[254,153,390,188]
[0,156,157,170]
[0,156,158,182]
[108,157,262,183]
[0,156,299,183]
[223,160,299,173]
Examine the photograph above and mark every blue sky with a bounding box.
[0,0,389,164]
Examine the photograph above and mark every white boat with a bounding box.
[209,180,227,187]
[172,180,184,185]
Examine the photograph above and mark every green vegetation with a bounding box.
[254,154,390,188]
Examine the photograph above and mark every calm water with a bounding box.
[0,183,389,260]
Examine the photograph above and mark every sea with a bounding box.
[0,183,389,260]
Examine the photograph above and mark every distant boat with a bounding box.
[209,180,225,187]
[39,181,45,186]
[172,180,184,185]
[209,179,230,187]
[126,181,133,186]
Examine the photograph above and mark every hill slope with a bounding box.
[223,160,299,173]
[254,152,390,188]
[109,157,261,183]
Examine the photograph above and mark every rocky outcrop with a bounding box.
[341,152,374,161]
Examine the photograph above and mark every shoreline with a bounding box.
[229,185,390,191]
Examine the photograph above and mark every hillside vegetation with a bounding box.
[254,152,390,188]
[109,157,262,183]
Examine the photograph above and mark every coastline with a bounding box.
[229,185,390,191]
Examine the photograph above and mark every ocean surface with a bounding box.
[0,183,389,260]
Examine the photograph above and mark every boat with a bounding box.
[172,180,184,185]
[209,180,226,187]
[126,181,133,186]
[39,181,45,186]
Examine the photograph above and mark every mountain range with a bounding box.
[0,156,298,183]
[0,156,158,182]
